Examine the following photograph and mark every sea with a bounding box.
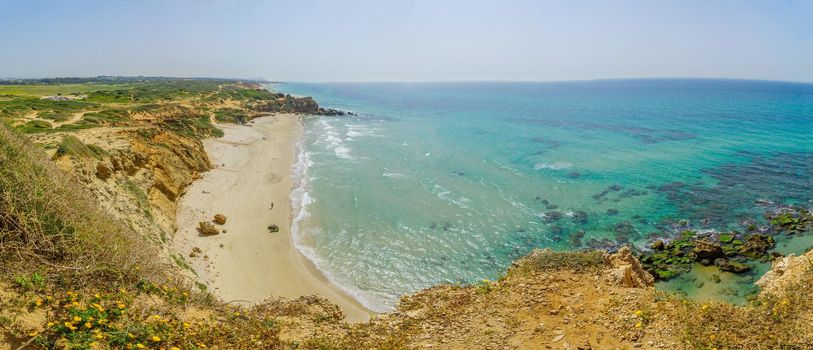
[271,79,813,312]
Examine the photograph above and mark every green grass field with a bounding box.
[0,83,136,96]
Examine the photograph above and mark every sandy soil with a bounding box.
[173,114,373,322]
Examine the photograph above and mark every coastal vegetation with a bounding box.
[0,78,812,349]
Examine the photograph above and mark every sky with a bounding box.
[1,0,812,82]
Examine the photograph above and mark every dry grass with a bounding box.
[0,124,161,286]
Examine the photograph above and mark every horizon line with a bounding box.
[2,75,813,85]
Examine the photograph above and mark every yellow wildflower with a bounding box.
[151,335,161,342]
[28,330,38,336]
[46,322,54,328]
[702,304,709,310]
[84,322,93,329]
[136,344,145,349]
[634,310,642,316]
[73,316,82,322]
[34,299,42,306]
[634,322,642,328]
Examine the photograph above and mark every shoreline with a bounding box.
[173,114,374,322]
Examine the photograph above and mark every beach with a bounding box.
[173,114,373,322]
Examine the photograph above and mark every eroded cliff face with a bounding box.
[50,125,212,248]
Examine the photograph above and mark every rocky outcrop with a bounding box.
[714,258,751,273]
[757,249,813,296]
[604,246,655,288]
[254,94,353,116]
[739,234,774,258]
[692,239,724,263]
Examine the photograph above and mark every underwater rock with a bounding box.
[571,210,588,225]
[606,208,619,216]
[714,258,751,273]
[544,211,563,223]
[649,239,665,250]
[739,234,774,259]
[569,231,585,247]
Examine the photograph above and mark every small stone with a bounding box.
[535,323,546,333]
[267,224,280,233]
[213,214,227,225]
[577,340,592,350]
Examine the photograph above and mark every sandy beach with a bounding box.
[173,114,373,322]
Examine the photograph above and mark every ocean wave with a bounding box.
[383,172,406,178]
[346,124,378,138]
[533,162,573,170]
[289,136,392,312]
[334,146,353,159]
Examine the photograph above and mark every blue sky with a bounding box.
[1,0,812,82]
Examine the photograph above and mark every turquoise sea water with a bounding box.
[273,80,813,311]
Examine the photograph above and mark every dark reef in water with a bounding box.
[656,151,813,227]
[639,204,812,280]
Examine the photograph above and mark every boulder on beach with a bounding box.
[213,214,227,225]
[198,221,220,235]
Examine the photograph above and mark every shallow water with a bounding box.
[274,80,813,311]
